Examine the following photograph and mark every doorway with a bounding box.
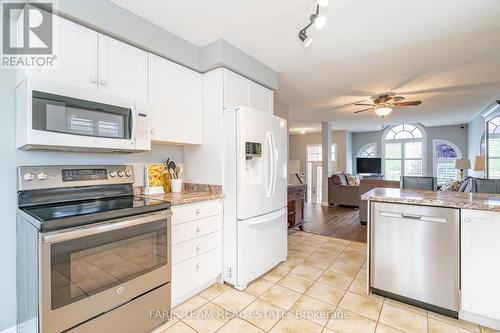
[307,162,322,203]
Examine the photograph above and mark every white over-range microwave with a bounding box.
[16,77,151,152]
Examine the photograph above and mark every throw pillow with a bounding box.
[346,174,361,186]
[439,179,463,192]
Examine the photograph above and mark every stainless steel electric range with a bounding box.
[16,165,172,333]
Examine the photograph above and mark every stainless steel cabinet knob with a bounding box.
[196,263,201,269]
[100,79,107,86]
[464,217,470,223]
[196,245,201,250]
[90,77,97,83]
[196,226,201,232]
[196,209,201,215]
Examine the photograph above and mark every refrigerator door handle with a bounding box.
[244,208,287,226]
[265,132,274,198]
[270,131,277,197]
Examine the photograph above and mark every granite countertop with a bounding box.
[139,183,224,206]
[143,191,224,206]
[361,187,500,212]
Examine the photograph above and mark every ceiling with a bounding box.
[111,0,500,133]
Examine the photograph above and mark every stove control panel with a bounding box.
[18,165,135,191]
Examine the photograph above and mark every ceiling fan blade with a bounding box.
[354,107,374,114]
[354,103,375,106]
[394,101,422,107]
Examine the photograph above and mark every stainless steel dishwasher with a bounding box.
[370,202,460,317]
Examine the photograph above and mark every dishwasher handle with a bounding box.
[379,211,447,223]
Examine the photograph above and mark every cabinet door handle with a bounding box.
[196,245,201,251]
[99,79,107,86]
[90,77,97,83]
[195,209,201,215]
[196,226,201,232]
[196,263,201,269]
[464,217,470,223]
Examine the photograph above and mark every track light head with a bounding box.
[298,30,312,48]
[316,0,329,7]
[310,13,326,30]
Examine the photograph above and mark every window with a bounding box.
[383,124,425,181]
[487,116,500,179]
[306,144,336,164]
[433,140,462,185]
[357,143,377,158]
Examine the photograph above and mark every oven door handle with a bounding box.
[41,210,171,244]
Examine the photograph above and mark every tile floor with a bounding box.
[159,231,498,333]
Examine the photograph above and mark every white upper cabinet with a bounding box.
[249,81,274,113]
[97,34,148,103]
[461,209,500,321]
[19,15,98,89]
[223,69,273,114]
[223,69,249,109]
[148,54,203,144]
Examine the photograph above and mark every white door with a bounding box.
[148,54,203,144]
[24,15,98,89]
[236,107,270,220]
[237,208,287,289]
[308,162,322,204]
[461,209,500,321]
[97,34,148,102]
[268,115,288,211]
[249,81,273,114]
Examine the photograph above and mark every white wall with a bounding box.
[0,69,184,330]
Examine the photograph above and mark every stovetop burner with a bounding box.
[21,195,170,232]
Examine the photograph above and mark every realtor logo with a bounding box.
[1,1,55,67]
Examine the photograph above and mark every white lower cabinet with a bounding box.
[171,200,222,307]
[461,209,500,325]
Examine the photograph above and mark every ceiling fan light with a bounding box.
[316,0,329,7]
[375,107,393,117]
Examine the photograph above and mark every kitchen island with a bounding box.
[362,188,500,330]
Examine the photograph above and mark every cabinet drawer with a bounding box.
[172,215,220,245]
[172,232,220,265]
[171,200,221,225]
[172,248,220,301]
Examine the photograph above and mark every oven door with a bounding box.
[40,210,171,333]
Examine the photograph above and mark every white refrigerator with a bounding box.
[223,106,288,290]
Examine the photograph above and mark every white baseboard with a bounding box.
[321,201,330,207]
[460,310,500,330]
[0,325,16,333]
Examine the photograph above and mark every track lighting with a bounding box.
[298,30,312,48]
[298,1,329,47]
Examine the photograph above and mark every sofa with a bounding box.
[328,172,360,207]
[359,179,400,224]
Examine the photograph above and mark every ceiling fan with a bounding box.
[354,93,422,116]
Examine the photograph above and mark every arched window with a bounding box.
[383,124,426,181]
[433,140,462,185]
[357,143,377,158]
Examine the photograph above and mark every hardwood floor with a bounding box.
[299,203,367,243]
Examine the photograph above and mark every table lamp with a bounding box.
[455,158,471,179]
